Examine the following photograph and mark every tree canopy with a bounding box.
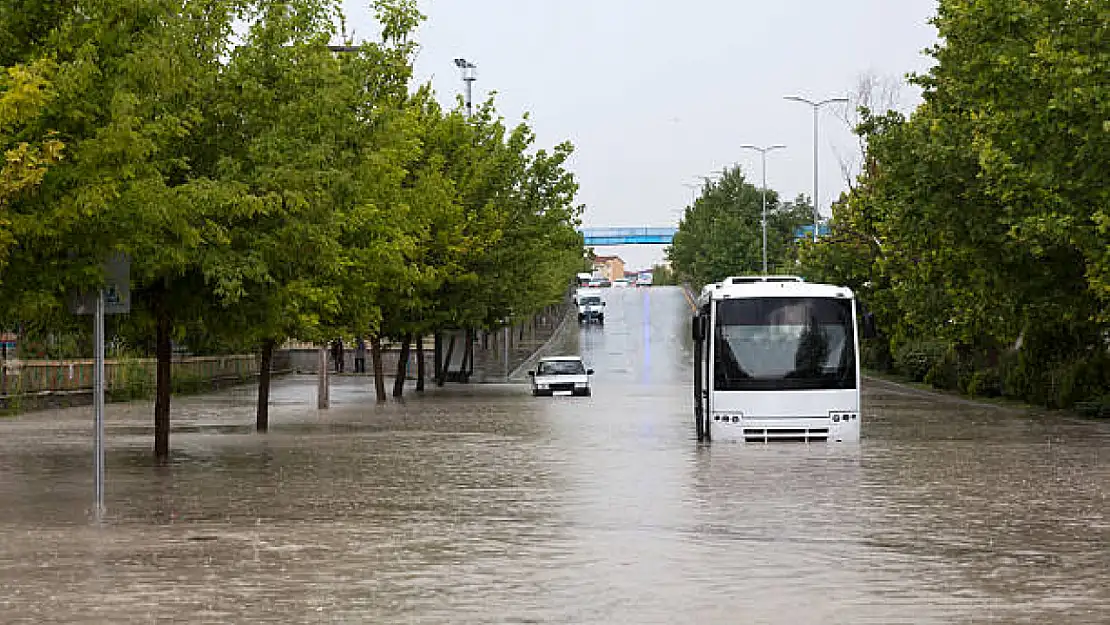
[0,0,586,459]
[666,166,811,287]
[798,0,1108,411]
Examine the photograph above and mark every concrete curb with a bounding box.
[505,306,577,383]
[682,284,698,310]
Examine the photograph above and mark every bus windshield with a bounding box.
[713,297,856,391]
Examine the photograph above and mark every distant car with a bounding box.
[576,291,605,324]
[528,356,594,397]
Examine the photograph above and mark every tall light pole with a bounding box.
[740,144,786,275]
[454,58,477,118]
[784,95,848,242]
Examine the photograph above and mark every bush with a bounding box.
[108,357,155,402]
[1075,395,1110,419]
[861,338,893,372]
[997,348,1110,409]
[894,340,949,382]
[924,349,959,390]
[966,368,1002,397]
[1054,353,1110,408]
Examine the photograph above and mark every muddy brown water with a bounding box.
[1,287,1107,623]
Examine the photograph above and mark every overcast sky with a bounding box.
[340,0,940,270]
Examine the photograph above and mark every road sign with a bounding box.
[65,253,129,522]
[794,224,831,240]
[70,254,131,316]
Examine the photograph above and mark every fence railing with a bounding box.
[0,355,262,397]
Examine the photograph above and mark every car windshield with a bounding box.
[538,360,586,375]
[580,296,601,305]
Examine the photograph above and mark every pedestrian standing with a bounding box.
[354,337,367,374]
[332,338,345,373]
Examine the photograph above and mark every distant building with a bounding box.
[592,255,625,282]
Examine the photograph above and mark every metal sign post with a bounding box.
[92,290,105,521]
[70,254,130,523]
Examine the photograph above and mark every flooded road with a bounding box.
[1,286,1108,623]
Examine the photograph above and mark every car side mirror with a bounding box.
[587,369,594,375]
[527,371,535,377]
[602,302,606,306]
[692,316,704,341]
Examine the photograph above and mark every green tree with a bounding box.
[666,166,765,287]
[800,0,1109,407]
[0,59,63,284]
[1,0,251,461]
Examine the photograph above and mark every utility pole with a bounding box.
[783,95,848,242]
[740,144,786,275]
[454,58,477,118]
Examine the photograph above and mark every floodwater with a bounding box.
[1,287,1107,624]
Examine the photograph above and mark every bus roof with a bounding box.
[697,276,854,306]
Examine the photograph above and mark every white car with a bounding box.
[528,356,594,397]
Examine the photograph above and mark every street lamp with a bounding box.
[454,58,477,118]
[740,144,786,275]
[784,94,849,242]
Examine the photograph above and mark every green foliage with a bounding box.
[860,338,893,372]
[1074,396,1110,419]
[796,0,1108,412]
[0,59,64,285]
[966,368,1002,398]
[0,0,586,364]
[666,166,807,287]
[649,264,677,286]
[893,340,948,383]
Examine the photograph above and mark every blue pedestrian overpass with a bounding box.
[580,227,677,246]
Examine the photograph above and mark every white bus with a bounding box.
[691,276,876,443]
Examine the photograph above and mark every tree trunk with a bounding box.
[415,335,425,392]
[256,338,275,432]
[393,335,411,397]
[370,335,387,402]
[433,333,442,382]
[438,335,455,386]
[462,330,474,377]
[154,308,172,463]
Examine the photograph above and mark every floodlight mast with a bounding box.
[454,58,478,118]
